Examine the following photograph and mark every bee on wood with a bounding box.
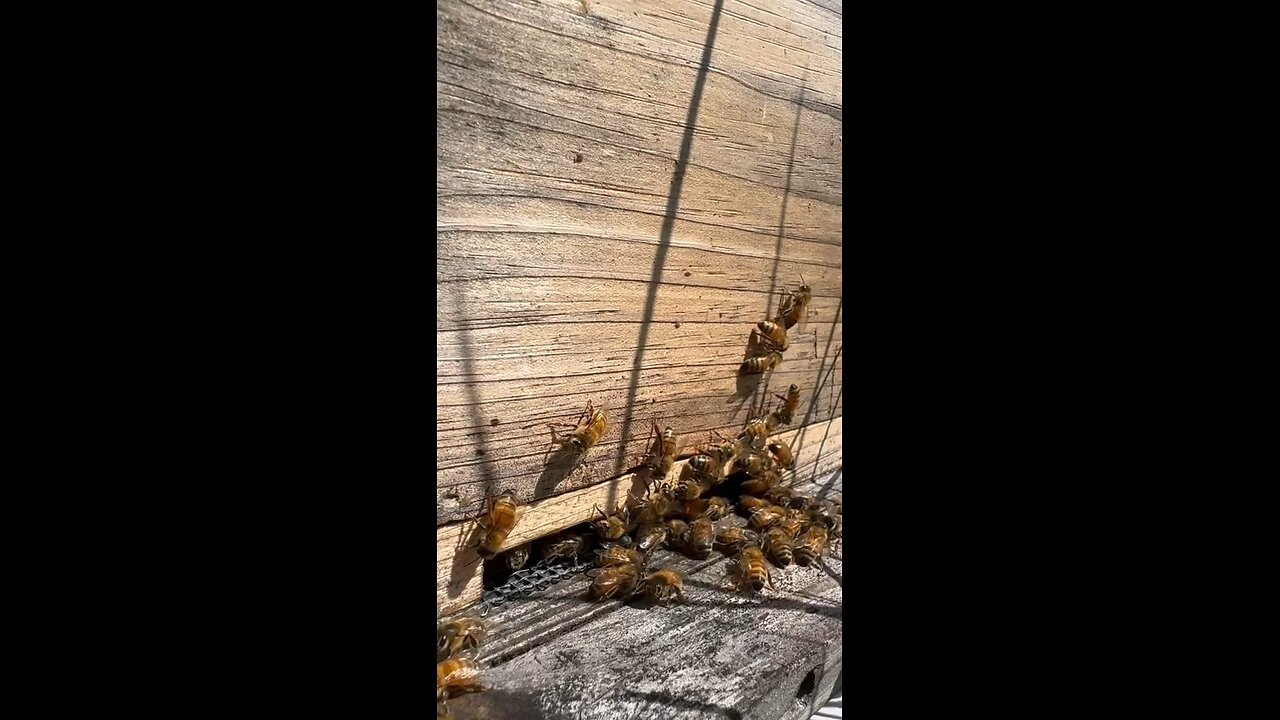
[755,320,790,352]
[586,562,642,600]
[548,399,607,453]
[437,617,487,663]
[475,490,520,559]
[807,501,839,532]
[665,517,690,547]
[738,414,779,447]
[777,513,808,540]
[643,424,679,479]
[740,351,781,374]
[672,475,707,500]
[732,546,775,593]
[763,526,794,566]
[686,516,715,559]
[737,495,771,515]
[766,439,794,469]
[542,531,589,563]
[704,496,732,521]
[748,504,787,532]
[775,276,812,330]
[735,452,775,479]
[740,473,777,497]
[765,486,795,507]
[590,504,631,543]
[788,494,816,511]
[595,544,645,568]
[642,568,687,606]
[794,525,828,566]
[714,526,759,555]
[501,544,531,572]
[772,384,801,425]
[634,523,669,553]
[437,657,485,712]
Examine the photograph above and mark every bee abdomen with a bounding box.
[794,546,818,566]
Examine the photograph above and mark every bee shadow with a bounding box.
[448,520,486,600]
[534,445,586,502]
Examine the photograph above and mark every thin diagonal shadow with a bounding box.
[792,298,842,461]
[810,385,843,483]
[450,283,498,502]
[765,72,807,321]
[611,0,726,503]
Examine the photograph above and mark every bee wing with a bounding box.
[584,567,611,579]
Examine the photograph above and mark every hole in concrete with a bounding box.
[795,667,817,703]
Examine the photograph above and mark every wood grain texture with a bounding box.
[438,416,842,617]
[439,473,844,720]
[437,0,842,525]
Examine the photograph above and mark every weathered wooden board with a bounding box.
[437,0,843,526]
[438,416,842,616]
[439,474,844,720]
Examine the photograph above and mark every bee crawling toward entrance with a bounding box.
[474,490,520,560]
[437,656,485,717]
[436,617,487,663]
[585,562,643,601]
[547,399,607,455]
[724,546,775,594]
[640,568,686,606]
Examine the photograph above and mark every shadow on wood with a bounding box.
[610,0,727,482]
[449,521,485,600]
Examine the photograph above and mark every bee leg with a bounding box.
[673,585,687,604]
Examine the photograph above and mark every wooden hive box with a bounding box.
[438,1,842,717]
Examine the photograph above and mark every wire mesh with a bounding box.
[479,554,589,615]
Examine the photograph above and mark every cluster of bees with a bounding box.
[440,279,833,717]
[741,276,811,373]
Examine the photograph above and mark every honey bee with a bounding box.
[755,320,790,352]
[714,526,759,555]
[735,452,775,479]
[740,474,776,497]
[807,501,839,531]
[748,504,787,532]
[777,510,809,538]
[542,531,588,563]
[794,525,828,566]
[634,523,669,553]
[704,496,732,521]
[631,487,676,527]
[772,384,800,425]
[437,657,485,710]
[586,562,642,600]
[776,277,812,330]
[672,475,706,500]
[737,495,771,515]
[642,568,687,606]
[765,486,795,507]
[788,494,816,511]
[766,439,794,469]
[733,546,775,593]
[665,518,690,546]
[643,424,678,479]
[595,544,645,568]
[437,617,487,662]
[476,490,520,559]
[738,414,779,446]
[763,526,794,566]
[501,544,531,572]
[590,504,631,542]
[549,399,607,453]
[740,351,781,374]
[687,516,715,559]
